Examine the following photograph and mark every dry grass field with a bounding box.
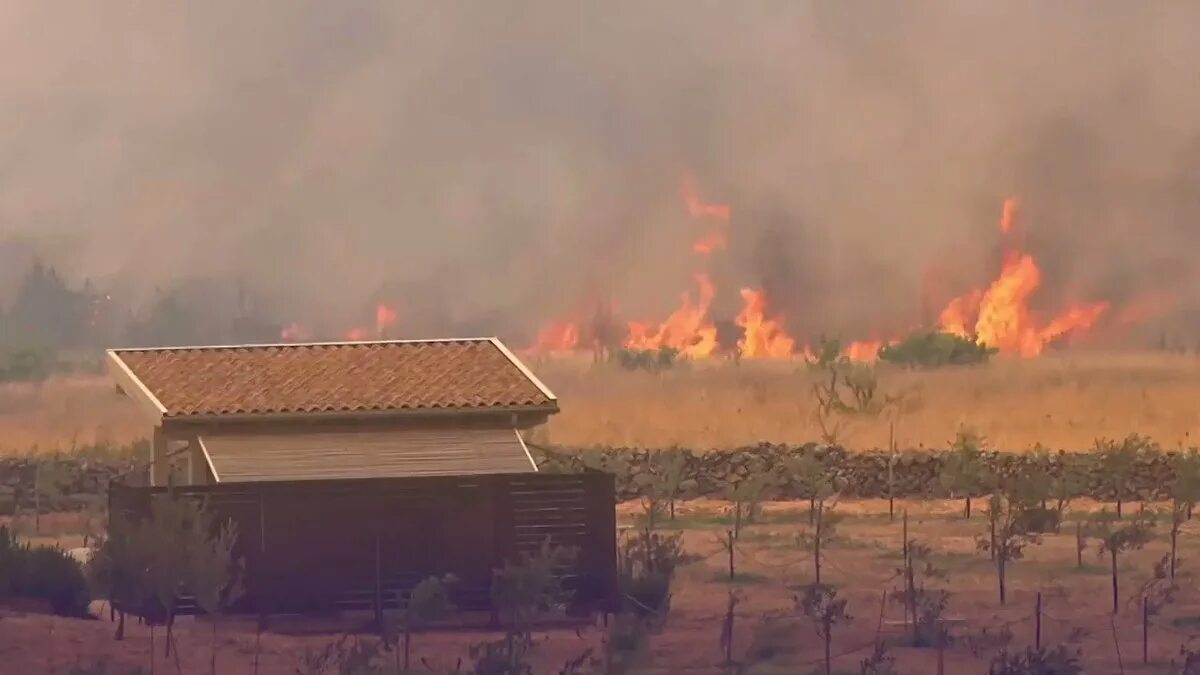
[2,351,1200,454]
[534,351,1200,451]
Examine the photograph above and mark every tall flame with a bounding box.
[626,273,719,358]
[938,197,1108,356]
[736,288,795,358]
[529,319,581,355]
[376,303,398,336]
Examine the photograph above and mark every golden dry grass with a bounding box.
[535,350,1200,451]
[1,351,1199,454]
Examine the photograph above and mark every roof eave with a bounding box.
[160,402,559,427]
[106,350,167,426]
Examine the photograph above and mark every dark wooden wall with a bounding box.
[108,471,618,619]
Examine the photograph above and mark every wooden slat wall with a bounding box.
[108,472,618,618]
[199,427,536,482]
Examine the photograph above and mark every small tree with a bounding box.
[87,510,156,640]
[394,575,456,672]
[1170,449,1200,578]
[941,430,991,519]
[187,507,244,675]
[648,451,690,521]
[1087,507,1156,614]
[894,534,949,648]
[989,646,1084,674]
[780,450,836,525]
[976,482,1057,605]
[797,494,842,585]
[1096,435,1155,518]
[724,471,775,535]
[485,538,577,672]
[797,584,852,675]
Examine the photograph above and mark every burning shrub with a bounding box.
[613,346,680,372]
[879,331,996,368]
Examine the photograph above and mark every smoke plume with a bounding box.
[2,2,1199,345]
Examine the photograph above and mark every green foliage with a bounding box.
[2,260,99,353]
[0,348,55,383]
[1095,434,1157,509]
[806,336,844,370]
[878,331,996,368]
[796,583,851,640]
[724,471,776,528]
[940,430,994,515]
[977,478,1058,604]
[296,634,391,675]
[858,643,899,675]
[88,494,244,637]
[612,346,679,372]
[618,528,692,621]
[1172,448,1200,506]
[0,525,90,615]
[1088,507,1155,557]
[988,646,1084,675]
[491,538,577,632]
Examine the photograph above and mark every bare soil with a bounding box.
[5,498,1200,673]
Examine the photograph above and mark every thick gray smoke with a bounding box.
[1,2,1198,344]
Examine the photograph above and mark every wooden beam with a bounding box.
[151,427,169,487]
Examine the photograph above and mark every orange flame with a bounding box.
[681,175,731,221]
[938,290,983,338]
[693,229,728,256]
[625,273,718,358]
[376,303,398,336]
[842,340,884,363]
[736,288,796,358]
[529,319,582,355]
[281,322,309,342]
[938,198,1108,356]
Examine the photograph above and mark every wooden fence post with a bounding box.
[1143,595,1149,664]
[1035,592,1042,650]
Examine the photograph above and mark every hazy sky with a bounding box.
[1,2,1197,342]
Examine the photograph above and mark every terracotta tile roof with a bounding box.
[108,338,556,419]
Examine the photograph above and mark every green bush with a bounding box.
[0,348,55,383]
[0,525,90,615]
[613,346,680,372]
[879,331,996,368]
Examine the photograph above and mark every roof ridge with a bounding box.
[110,336,497,353]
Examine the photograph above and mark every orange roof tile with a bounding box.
[108,338,556,419]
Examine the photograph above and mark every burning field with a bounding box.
[523,179,1117,365]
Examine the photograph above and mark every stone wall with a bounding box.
[532,443,1180,503]
[0,443,1184,515]
[0,457,139,515]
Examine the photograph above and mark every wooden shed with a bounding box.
[107,337,557,486]
[106,338,618,619]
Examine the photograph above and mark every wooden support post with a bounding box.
[374,533,383,634]
[151,427,169,487]
[1035,592,1042,650]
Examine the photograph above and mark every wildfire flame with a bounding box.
[529,319,581,354]
[843,340,884,363]
[376,303,398,336]
[525,185,1114,363]
[625,273,719,358]
[736,288,795,358]
[938,198,1109,357]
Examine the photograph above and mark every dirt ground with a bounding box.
[5,351,1199,455]
[4,498,1200,674]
